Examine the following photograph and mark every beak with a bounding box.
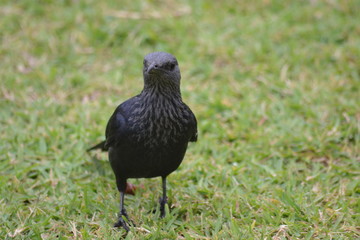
[147,63,158,74]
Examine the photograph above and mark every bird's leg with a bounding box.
[114,190,130,231]
[159,176,168,218]
[113,178,135,231]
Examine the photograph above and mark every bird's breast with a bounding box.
[127,100,191,148]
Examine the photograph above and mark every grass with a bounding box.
[1,0,359,239]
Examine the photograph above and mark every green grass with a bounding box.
[1,0,359,239]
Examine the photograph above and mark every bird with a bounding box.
[88,52,198,231]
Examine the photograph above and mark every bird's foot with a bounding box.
[159,196,168,218]
[114,217,130,231]
[114,209,135,231]
[148,197,168,217]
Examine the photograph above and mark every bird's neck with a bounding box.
[142,83,182,101]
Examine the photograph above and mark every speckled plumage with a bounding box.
[88,52,197,230]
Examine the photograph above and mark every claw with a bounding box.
[114,216,130,231]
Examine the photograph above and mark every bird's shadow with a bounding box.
[87,152,110,176]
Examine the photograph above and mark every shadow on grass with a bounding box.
[87,152,109,176]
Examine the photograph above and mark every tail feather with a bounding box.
[87,140,107,152]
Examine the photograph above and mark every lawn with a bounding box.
[0,0,359,239]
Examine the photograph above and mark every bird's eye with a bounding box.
[169,63,175,71]
[143,60,147,66]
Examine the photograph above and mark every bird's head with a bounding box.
[143,52,181,89]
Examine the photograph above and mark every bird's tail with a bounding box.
[87,140,107,152]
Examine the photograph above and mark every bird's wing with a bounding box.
[189,112,198,142]
[87,98,134,152]
[104,105,128,149]
[104,96,139,149]
[183,103,197,142]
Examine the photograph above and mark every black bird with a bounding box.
[88,52,197,231]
